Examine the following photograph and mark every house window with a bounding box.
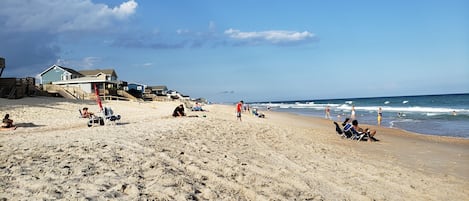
[62,73,71,80]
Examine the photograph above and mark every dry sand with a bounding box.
[0,97,468,200]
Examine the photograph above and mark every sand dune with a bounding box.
[1,97,468,200]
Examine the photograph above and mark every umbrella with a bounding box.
[94,83,103,112]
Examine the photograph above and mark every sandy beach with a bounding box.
[0,97,468,200]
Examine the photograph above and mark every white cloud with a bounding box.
[56,57,101,69]
[0,0,138,33]
[224,29,315,44]
[143,62,153,67]
[111,0,138,19]
[176,29,190,35]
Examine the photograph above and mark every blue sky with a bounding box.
[1,0,468,103]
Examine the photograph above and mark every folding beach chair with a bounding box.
[103,107,121,125]
[349,127,369,142]
[79,108,103,127]
[333,122,347,138]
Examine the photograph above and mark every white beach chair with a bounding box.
[103,107,121,125]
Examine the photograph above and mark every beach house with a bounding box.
[125,82,147,98]
[147,85,168,96]
[38,66,125,100]
[39,65,84,84]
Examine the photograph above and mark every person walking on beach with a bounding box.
[351,105,356,120]
[236,100,243,121]
[377,107,383,126]
[325,106,331,120]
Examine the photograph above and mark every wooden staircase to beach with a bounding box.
[0,77,35,99]
[44,84,90,100]
[117,90,139,101]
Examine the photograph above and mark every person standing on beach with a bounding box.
[325,106,331,120]
[351,105,356,120]
[377,107,383,126]
[236,100,243,121]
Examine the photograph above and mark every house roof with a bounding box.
[128,82,147,86]
[148,85,168,90]
[79,69,117,78]
[40,64,83,76]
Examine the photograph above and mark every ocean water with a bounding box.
[250,93,469,139]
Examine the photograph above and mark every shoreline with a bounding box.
[1,97,468,200]
[269,108,469,141]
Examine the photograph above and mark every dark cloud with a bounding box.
[0,31,59,77]
[0,0,138,77]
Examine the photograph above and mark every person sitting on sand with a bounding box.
[191,102,206,111]
[173,104,186,117]
[252,108,265,118]
[82,107,94,118]
[351,119,377,142]
[2,114,17,130]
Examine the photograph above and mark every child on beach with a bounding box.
[236,100,243,121]
[325,106,331,120]
[377,107,382,126]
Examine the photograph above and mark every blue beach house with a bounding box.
[125,82,146,98]
[39,65,83,84]
[39,65,122,99]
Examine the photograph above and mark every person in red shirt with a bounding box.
[236,100,243,121]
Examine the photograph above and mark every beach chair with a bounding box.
[103,107,121,125]
[79,109,103,127]
[349,127,369,142]
[333,121,354,139]
[333,122,347,138]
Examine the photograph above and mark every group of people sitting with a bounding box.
[191,102,207,112]
[173,104,208,118]
[334,118,378,142]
